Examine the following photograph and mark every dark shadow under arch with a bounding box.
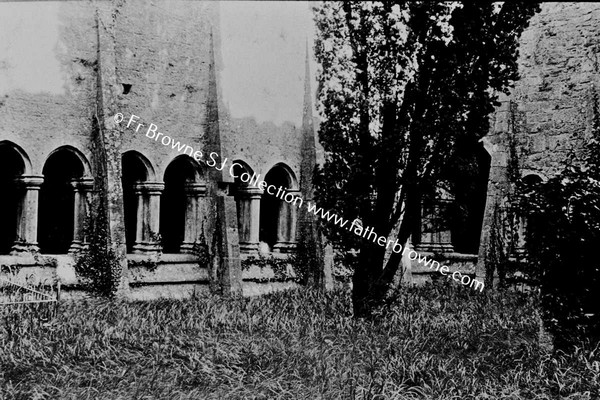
[39,149,85,254]
[122,151,154,253]
[259,164,296,249]
[160,156,203,253]
[0,144,27,254]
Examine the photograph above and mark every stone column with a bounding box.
[236,186,262,253]
[69,177,94,253]
[132,182,164,254]
[415,187,455,253]
[180,182,206,254]
[146,182,163,249]
[273,189,299,253]
[132,183,146,253]
[11,175,44,253]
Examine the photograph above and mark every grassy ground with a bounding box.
[1,282,599,400]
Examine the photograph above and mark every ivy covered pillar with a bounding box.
[203,29,242,295]
[90,9,128,296]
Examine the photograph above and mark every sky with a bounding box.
[0,2,65,95]
[219,1,318,126]
[0,1,318,127]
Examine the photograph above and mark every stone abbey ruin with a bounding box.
[0,3,596,299]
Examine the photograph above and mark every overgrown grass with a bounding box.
[1,282,599,399]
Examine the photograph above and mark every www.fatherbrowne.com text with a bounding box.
[114,113,485,292]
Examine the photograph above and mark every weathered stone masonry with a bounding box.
[477,3,600,280]
[0,1,320,299]
[2,2,595,297]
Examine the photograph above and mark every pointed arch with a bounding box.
[163,155,204,183]
[231,160,260,252]
[44,145,92,178]
[122,151,161,253]
[39,147,90,254]
[0,140,32,175]
[161,155,206,253]
[122,150,157,182]
[259,162,299,252]
[262,162,298,190]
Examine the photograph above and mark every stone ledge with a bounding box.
[127,253,199,263]
[0,253,71,267]
[127,263,209,284]
[410,252,478,274]
[242,281,299,297]
[128,283,211,301]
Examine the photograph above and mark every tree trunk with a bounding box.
[352,240,388,317]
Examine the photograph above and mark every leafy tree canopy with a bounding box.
[312,1,540,315]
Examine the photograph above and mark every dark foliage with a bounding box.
[522,87,600,349]
[313,2,540,315]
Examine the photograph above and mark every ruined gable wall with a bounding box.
[111,0,218,179]
[478,3,600,280]
[489,2,600,182]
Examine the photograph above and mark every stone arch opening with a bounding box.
[231,160,260,252]
[39,149,86,254]
[259,163,298,252]
[0,143,27,254]
[161,156,205,254]
[122,151,160,253]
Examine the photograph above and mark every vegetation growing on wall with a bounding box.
[293,223,324,285]
[241,254,298,283]
[73,201,122,297]
[521,85,600,348]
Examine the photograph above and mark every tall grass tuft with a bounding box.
[1,282,598,399]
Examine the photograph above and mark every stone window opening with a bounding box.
[121,83,132,95]
[38,147,93,255]
[259,163,299,253]
[160,156,206,254]
[122,151,162,254]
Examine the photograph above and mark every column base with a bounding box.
[239,242,259,254]
[68,241,83,254]
[179,242,197,254]
[10,242,40,254]
[132,242,162,254]
[273,241,297,254]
